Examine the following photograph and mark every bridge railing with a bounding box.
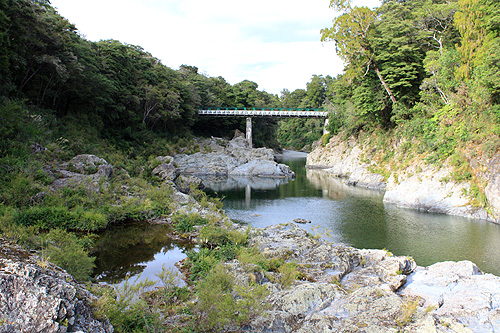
[199,107,328,118]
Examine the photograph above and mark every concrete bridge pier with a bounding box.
[246,117,252,148]
[323,118,330,136]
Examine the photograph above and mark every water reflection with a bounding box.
[201,175,291,192]
[92,154,500,283]
[91,222,193,284]
[212,156,500,276]
[306,168,384,200]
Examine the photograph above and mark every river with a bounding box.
[91,152,500,284]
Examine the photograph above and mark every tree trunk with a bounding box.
[372,62,397,104]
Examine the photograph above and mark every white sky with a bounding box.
[50,0,380,95]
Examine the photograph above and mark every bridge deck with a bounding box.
[199,107,328,118]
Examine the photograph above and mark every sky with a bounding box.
[50,0,380,95]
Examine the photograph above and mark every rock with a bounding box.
[307,134,493,221]
[152,158,178,182]
[51,155,113,191]
[227,136,249,149]
[175,175,205,194]
[233,129,245,139]
[306,136,386,190]
[0,241,113,333]
[173,137,293,178]
[293,218,311,224]
[229,160,295,178]
[400,261,500,332]
[383,165,488,219]
[485,152,500,221]
[221,223,490,332]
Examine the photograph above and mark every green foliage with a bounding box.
[321,133,333,147]
[186,225,249,281]
[15,206,107,231]
[91,278,160,332]
[395,297,419,327]
[278,262,300,288]
[172,213,207,233]
[195,264,269,331]
[41,228,96,280]
[0,204,40,248]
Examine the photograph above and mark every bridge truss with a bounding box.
[198,107,330,148]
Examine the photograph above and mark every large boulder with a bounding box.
[175,174,205,194]
[400,261,500,332]
[0,241,113,333]
[51,154,113,191]
[152,156,178,182]
[172,137,293,178]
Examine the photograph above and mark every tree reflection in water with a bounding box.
[91,221,193,284]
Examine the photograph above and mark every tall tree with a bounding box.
[321,3,397,104]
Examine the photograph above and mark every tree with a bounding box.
[321,3,397,104]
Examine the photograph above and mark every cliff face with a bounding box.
[0,241,113,333]
[306,136,386,190]
[307,135,496,222]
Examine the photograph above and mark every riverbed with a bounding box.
[92,152,500,284]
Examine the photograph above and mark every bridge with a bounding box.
[198,107,329,147]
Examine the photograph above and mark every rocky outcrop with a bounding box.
[384,164,489,220]
[307,135,496,221]
[400,261,500,332]
[226,223,500,332]
[306,136,386,190]
[485,152,500,222]
[173,137,294,178]
[50,154,113,191]
[0,240,113,333]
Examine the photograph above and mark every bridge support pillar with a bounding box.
[246,117,252,148]
[323,118,330,136]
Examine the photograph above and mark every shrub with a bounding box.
[15,206,107,231]
[195,264,269,331]
[41,228,96,280]
[172,213,207,233]
[0,204,40,248]
[90,278,160,332]
[278,262,300,288]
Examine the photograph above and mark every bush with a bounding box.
[0,204,41,248]
[41,228,96,280]
[15,205,108,231]
[195,264,269,331]
[172,213,207,233]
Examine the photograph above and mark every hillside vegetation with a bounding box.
[317,0,500,206]
[0,0,330,280]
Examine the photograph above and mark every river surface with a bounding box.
[92,152,500,284]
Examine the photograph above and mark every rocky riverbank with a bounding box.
[221,223,500,332]
[307,134,495,222]
[0,241,113,333]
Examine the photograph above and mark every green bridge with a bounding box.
[198,107,329,147]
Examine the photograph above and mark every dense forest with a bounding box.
[0,0,328,153]
[322,0,500,156]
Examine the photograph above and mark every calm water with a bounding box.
[92,153,500,283]
[207,153,500,276]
